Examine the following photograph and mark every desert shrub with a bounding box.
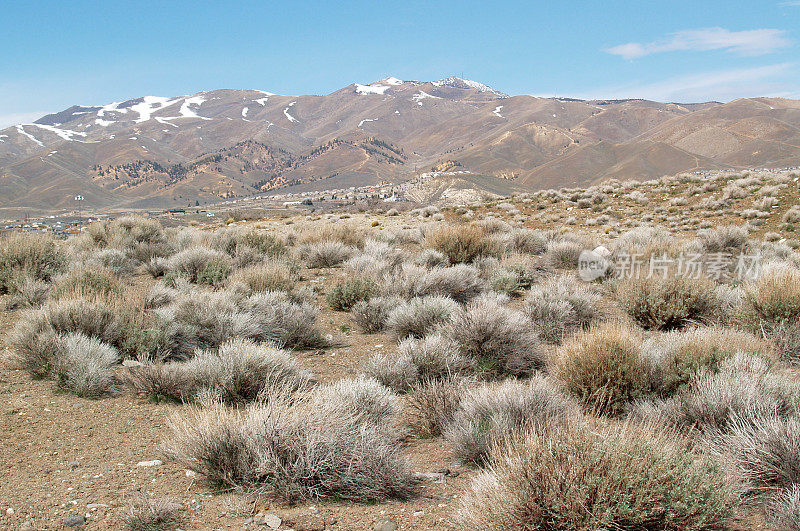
[297,241,355,268]
[365,333,473,391]
[632,356,800,433]
[385,296,458,339]
[388,264,486,303]
[228,260,295,294]
[52,267,121,299]
[414,248,449,269]
[165,396,415,501]
[4,275,50,309]
[784,206,800,224]
[309,377,400,426]
[643,327,776,395]
[239,291,326,349]
[297,223,367,248]
[615,274,720,330]
[697,225,749,253]
[555,323,651,416]
[765,320,800,365]
[405,376,472,438]
[196,258,232,287]
[450,296,545,376]
[526,277,603,342]
[53,332,119,397]
[426,224,497,264]
[712,415,800,498]
[123,494,183,531]
[768,485,800,531]
[211,227,286,258]
[444,377,581,463]
[124,339,315,403]
[326,277,378,311]
[741,266,800,326]
[166,247,232,283]
[455,422,735,530]
[351,296,401,333]
[0,232,67,293]
[345,239,404,276]
[545,239,584,269]
[87,248,138,276]
[502,228,547,255]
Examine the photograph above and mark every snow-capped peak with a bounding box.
[431,77,508,97]
[382,76,404,86]
[355,83,391,95]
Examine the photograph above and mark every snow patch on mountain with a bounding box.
[432,77,507,97]
[283,101,299,123]
[29,123,88,141]
[355,84,390,95]
[412,91,440,105]
[130,96,179,123]
[493,105,504,118]
[358,118,377,127]
[15,125,44,146]
[382,77,404,86]
[241,107,249,118]
[178,96,210,120]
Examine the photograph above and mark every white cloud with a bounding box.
[0,111,48,130]
[606,27,791,59]
[576,63,797,102]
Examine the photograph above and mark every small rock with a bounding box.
[122,360,143,367]
[374,519,398,531]
[68,461,81,469]
[63,515,85,527]
[185,469,197,477]
[413,510,424,517]
[136,459,163,467]
[86,503,108,509]
[414,472,445,483]
[19,521,36,531]
[263,513,282,529]
[6,507,14,515]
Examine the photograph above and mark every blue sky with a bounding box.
[2,0,799,127]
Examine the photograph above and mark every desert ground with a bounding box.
[2,169,800,530]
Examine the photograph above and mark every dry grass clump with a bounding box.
[124,339,315,403]
[426,224,497,264]
[385,296,459,339]
[123,494,183,531]
[165,390,415,501]
[297,241,355,268]
[365,333,473,391]
[228,260,295,294]
[554,323,651,416]
[210,226,286,259]
[351,296,401,333]
[326,276,378,311]
[86,248,139,276]
[455,422,736,530]
[643,327,776,395]
[526,277,603,342]
[308,376,400,426]
[615,274,720,330]
[450,296,545,376]
[444,377,580,463]
[0,232,67,293]
[345,238,404,276]
[414,248,450,268]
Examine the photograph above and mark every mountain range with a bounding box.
[1,76,799,214]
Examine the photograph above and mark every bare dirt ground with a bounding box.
[0,288,475,530]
